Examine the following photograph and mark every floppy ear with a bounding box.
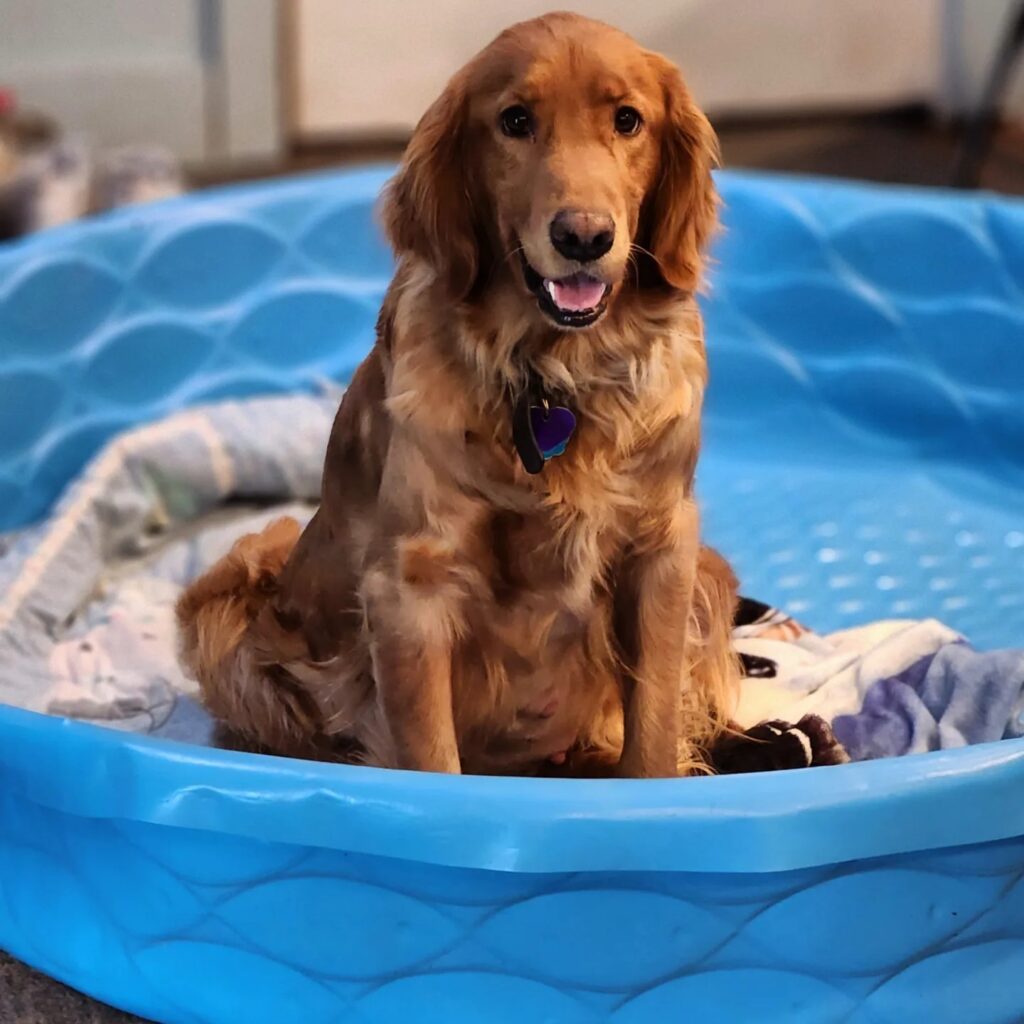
[381,70,482,300]
[644,57,720,293]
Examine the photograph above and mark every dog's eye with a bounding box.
[500,105,533,138]
[614,106,643,136]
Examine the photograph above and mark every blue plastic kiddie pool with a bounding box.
[0,167,1022,1023]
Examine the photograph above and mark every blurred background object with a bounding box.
[0,83,183,241]
[1,0,1022,239]
[952,0,1024,185]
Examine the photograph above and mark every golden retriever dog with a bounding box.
[177,13,842,777]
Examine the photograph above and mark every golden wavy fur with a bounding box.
[176,12,740,777]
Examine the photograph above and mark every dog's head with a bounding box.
[382,12,718,331]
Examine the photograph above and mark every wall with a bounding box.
[291,0,942,139]
[1,1,206,158]
[0,0,281,164]
[5,0,1019,166]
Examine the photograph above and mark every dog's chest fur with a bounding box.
[446,484,620,774]
[442,375,699,774]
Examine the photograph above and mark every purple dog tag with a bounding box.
[530,404,576,459]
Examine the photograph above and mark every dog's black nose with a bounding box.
[549,209,615,263]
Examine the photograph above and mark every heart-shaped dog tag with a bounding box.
[512,375,578,474]
[530,405,576,459]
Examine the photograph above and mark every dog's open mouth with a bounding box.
[520,253,611,328]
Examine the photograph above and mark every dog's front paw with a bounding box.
[712,715,849,775]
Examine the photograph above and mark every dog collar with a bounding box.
[512,370,577,475]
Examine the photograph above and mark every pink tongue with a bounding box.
[549,275,606,312]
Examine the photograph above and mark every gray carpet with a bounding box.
[0,953,146,1023]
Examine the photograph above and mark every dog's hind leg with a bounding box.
[176,517,340,760]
